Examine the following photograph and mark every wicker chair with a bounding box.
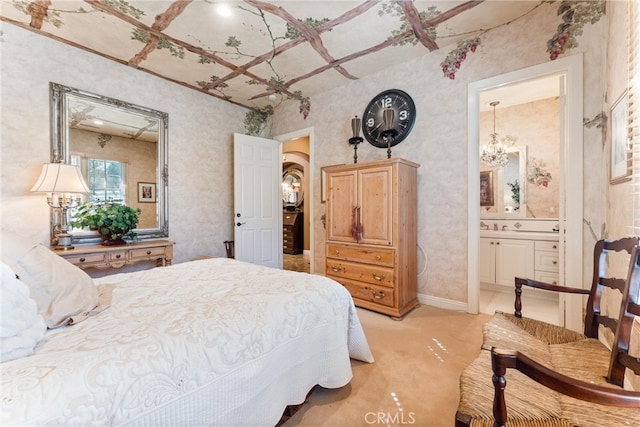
[456,237,640,426]
[485,236,639,348]
[489,245,640,426]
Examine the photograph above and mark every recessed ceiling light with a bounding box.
[217,4,231,17]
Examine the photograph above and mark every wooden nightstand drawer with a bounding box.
[108,251,127,262]
[326,243,395,267]
[130,246,166,261]
[63,253,106,266]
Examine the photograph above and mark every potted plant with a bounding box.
[71,201,141,246]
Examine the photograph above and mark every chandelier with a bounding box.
[480,101,512,169]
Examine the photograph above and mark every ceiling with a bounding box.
[2,0,556,119]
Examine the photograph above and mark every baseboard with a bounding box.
[418,293,469,312]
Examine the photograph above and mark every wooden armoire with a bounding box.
[323,158,419,319]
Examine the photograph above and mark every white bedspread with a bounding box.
[1,258,373,426]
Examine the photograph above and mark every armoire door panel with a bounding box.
[358,166,393,245]
[327,170,357,242]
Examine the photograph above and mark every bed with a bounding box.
[1,233,374,426]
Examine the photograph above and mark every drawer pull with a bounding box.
[552,281,557,285]
[553,245,557,249]
[146,250,152,255]
[372,272,385,281]
[79,257,86,262]
[334,249,340,255]
[372,291,386,300]
[330,265,343,273]
[552,261,557,265]
[115,254,122,259]
[375,255,382,261]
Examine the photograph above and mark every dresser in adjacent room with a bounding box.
[283,211,303,254]
[323,158,419,319]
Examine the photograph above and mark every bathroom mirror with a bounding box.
[282,168,304,208]
[50,82,168,244]
[478,77,560,219]
[480,146,527,217]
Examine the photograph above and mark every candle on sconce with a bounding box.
[382,108,395,131]
[351,115,361,138]
[348,115,364,164]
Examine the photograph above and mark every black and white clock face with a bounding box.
[362,89,416,148]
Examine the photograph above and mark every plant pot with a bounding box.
[100,230,129,246]
[102,236,127,246]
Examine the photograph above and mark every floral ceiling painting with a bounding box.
[1,0,604,133]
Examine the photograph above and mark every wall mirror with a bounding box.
[282,168,303,209]
[50,82,168,244]
[480,146,527,217]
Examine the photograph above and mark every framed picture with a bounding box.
[610,91,631,184]
[138,182,156,203]
[321,168,327,203]
[480,171,494,207]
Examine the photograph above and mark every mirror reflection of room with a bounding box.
[49,83,169,245]
[282,138,310,273]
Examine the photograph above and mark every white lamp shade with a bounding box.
[31,163,90,194]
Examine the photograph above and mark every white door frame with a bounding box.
[467,54,584,331]
[275,127,315,273]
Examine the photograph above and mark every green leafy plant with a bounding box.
[71,201,141,243]
[507,179,520,210]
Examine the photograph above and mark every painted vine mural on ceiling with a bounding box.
[7,0,606,135]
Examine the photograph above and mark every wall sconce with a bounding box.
[381,108,398,159]
[348,115,363,163]
[31,163,90,250]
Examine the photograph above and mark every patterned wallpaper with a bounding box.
[270,3,610,304]
[0,23,247,265]
[0,0,620,306]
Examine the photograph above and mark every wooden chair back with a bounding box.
[491,244,640,426]
[608,243,640,386]
[584,236,639,338]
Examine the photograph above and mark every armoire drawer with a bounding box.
[326,259,395,287]
[330,276,395,308]
[326,243,395,267]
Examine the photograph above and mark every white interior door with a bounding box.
[233,133,282,268]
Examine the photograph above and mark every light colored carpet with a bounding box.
[283,305,491,427]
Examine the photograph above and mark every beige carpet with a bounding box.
[283,305,491,427]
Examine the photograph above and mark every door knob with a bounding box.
[236,222,246,227]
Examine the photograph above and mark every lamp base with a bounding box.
[53,233,75,251]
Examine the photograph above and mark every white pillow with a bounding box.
[1,231,99,328]
[1,262,46,362]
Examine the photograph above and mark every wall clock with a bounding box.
[362,89,416,148]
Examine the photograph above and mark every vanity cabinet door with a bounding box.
[480,238,534,287]
[479,238,496,283]
[495,239,534,287]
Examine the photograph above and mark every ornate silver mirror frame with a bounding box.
[50,82,169,245]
